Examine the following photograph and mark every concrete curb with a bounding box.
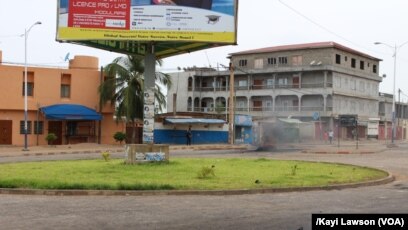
[0,174,394,197]
[1,149,125,158]
[0,145,250,158]
[301,148,388,154]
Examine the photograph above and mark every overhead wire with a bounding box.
[277,0,395,57]
[277,0,408,93]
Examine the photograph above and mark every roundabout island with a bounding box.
[0,157,393,196]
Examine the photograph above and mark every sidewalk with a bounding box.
[295,139,404,154]
[0,139,404,157]
[0,143,250,157]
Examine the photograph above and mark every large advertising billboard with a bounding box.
[57,0,237,45]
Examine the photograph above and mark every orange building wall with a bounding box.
[0,52,121,146]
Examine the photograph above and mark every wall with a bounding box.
[154,122,228,144]
[167,71,192,113]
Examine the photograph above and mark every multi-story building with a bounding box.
[167,42,385,140]
[0,50,123,146]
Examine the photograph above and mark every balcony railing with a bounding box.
[192,82,333,92]
[249,82,332,89]
[275,106,299,112]
[300,106,325,111]
[249,106,273,112]
[187,106,331,113]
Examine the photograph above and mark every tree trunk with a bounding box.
[131,121,137,144]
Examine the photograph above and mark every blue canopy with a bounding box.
[164,118,225,124]
[41,104,102,121]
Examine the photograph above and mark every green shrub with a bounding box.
[45,133,58,145]
[113,132,126,144]
[197,165,215,179]
[291,164,298,176]
[101,152,110,162]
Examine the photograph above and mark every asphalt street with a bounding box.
[0,145,407,230]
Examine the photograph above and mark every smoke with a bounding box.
[255,120,300,150]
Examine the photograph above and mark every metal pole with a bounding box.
[356,118,358,150]
[337,119,340,148]
[391,44,397,144]
[398,88,401,137]
[228,62,235,144]
[98,66,103,144]
[23,28,28,151]
[22,21,41,151]
[36,104,40,146]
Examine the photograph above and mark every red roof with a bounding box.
[230,41,381,61]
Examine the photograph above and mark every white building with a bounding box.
[167,42,393,140]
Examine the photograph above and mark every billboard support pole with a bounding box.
[143,44,156,144]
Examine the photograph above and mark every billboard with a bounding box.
[57,0,238,57]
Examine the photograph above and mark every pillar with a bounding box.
[143,45,156,144]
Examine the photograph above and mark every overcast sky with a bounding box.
[1,0,408,101]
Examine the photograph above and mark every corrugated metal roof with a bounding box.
[230,41,381,61]
[279,118,306,124]
[164,118,226,124]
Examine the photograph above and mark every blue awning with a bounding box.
[40,104,102,121]
[164,118,225,125]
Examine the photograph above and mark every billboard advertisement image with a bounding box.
[57,0,237,45]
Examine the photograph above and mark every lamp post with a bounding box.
[374,41,408,144]
[23,21,41,151]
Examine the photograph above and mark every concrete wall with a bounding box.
[167,71,192,113]
[154,122,228,144]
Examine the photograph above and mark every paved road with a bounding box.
[0,146,407,230]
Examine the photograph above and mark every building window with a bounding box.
[360,61,365,70]
[238,59,247,67]
[268,57,277,65]
[61,74,71,98]
[335,54,341,64]
[61,85,71,98]
[345,56,348,62]
[278,57,288,65]
[359,81,365,92]
[22,82,34,96]
[292,55,303,66]
[351,79,356,90]
[34,121,44,134]
[238,80,247,87]
[266,79,274,87]
[278,78,288,87]
[254,58,263,69]
[237,101,245,108]
[20,120,32,134]
[22,71,34,96]
[351,58,356,68]
[373,64,377,73]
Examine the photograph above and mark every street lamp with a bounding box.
[23,21,41,151]
[374,41,408,144]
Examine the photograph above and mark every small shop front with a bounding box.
[40,104,102,145]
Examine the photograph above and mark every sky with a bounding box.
[1,0,408,102]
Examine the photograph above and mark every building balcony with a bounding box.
[189,105,333,117]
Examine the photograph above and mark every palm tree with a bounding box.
[99,55,172,143]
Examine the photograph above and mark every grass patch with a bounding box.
[0,158,388,191]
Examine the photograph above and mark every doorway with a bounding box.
[0,120,12,145]
[48,121,63,145]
